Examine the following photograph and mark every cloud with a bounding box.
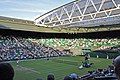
[11,8,47,13]
[0,0,73,20]
[0,0,16,3]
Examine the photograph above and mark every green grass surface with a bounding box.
[10,56,112,80]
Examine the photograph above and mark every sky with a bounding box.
[0,0,73,21]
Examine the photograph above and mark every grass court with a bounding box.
[10,56,112,80]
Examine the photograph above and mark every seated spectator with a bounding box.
[113,56,120,80]
[64,76,72,80]
[0,63,14,80]
[47,74,55,80]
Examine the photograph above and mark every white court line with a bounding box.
[17,65,41,75]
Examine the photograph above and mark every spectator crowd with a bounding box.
[0,35,72,61]
[0,35,120,61]
[39,38,120,51]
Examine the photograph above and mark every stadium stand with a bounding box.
[0,16,34,25]
[0,34,120,61]
[0,35,72,61]
[38,38,120,51]
[0,0,120,79]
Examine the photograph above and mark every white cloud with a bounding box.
[0,0,73,20]
[0,0,16,3]
[10,8,48,13]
